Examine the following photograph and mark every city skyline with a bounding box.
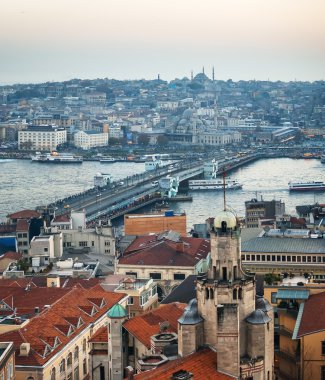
[1,0,325,84]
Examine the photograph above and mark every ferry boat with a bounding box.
[94,172,112,188]
[189,179,242,190]
[99,156,116,163]
[288,181,325,191]
[145,156,162,171]
[31,151,83,164]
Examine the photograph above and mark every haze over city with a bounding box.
[1,0,325,84]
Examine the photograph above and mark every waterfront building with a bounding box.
[73,130,108,149]
[18,125,67,151]
[245,198,285,228]
[124,211,187,236]
[115,231,210,299]
[241,228,325,278]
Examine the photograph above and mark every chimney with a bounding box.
[125,366,134,380]
[20,343,31,356]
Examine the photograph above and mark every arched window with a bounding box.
[221,221,227,232]
[205,288,209,299]
[238,288,243,300]
[74,346,79,361]
[59,359,65,373]
[50,368,56,380]
[209,289,214,299]
[67,352,72,368]
[233,288,237,300]
[27,377,35,380]
[82,339,87,353]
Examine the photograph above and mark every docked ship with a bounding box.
[189,179,242,190]
[99,156,116,163]
[288,181,325,191]
[31,151,83,164]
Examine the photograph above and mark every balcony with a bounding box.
[277,348,300,363]
[278,325,293,338]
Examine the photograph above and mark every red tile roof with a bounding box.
[52,214,71,223]
[16,219,29,231]
[123,303,186,349]
[0,285,126,366]
[8,210,41,220]
[0,251,22,261]
[89,326,108,343]
[118,235,210,267]
[297,291,325,337]
[133,348,235,379]
[0,286,71,318]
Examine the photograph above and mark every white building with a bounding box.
[18,125,67,151]
[109,125,124,139]
[197,130,242,146]
[74,130,108,149]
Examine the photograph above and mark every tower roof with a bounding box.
[107,304,127,318]
[214,210,237,230]
[178,298,203,325]
[246,309,271,325]
[256,296,273,312]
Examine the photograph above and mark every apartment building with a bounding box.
[18,125,67,151]
[74,130,108,149]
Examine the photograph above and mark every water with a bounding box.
[0,158,324,229]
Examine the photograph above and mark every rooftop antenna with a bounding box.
[223,168,227,211]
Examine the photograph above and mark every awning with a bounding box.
[276,289,309,300]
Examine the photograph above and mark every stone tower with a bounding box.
[196,208,256,378]
[107,304,127,380]
[177,298,204,357]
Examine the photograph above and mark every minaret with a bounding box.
[107,304,127,380]
[191,70,193,81]
[212,66,215,82]
[202,66,205,75]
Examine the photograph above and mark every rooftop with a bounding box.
[297,291,325,337]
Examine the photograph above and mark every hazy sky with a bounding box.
[1,0,325,84]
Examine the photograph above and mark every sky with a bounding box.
[1,0,325,84]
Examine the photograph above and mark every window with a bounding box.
[125,272,137,278]
[83,359,87,375]
[127,297,134,305]
[44,247,48,252]
[74,346,79,360]
[67,353,72,368]
[91,241,94,247]
[322,341,325,355]
[322,366,325,380]
[149,273,161,280]
[104,241,110,246]
[82,339,87,353]
[174,273,185,281]
[287,256,291,262]
[271,292,277,304]
[60,359,65,373]
[79,241,88,247]
[50,368,56,380]
[267,255,270,261]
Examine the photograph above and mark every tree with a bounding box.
[138,134,150,146]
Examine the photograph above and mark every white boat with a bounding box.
[94,172,112,188]
[100,156,116,163]
[145,156,162,171]
[31,151,83,164]
[289,181,325,191]
[189,179,242,190]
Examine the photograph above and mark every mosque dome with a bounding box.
[178,299,203,325]
[214,210,237,230]
[246,309,271,325]
[256,297,273,312]
[182,108,194,119]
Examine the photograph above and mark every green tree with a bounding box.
[138,134,150,146]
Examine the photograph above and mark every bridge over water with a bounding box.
[50,153,263,223]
